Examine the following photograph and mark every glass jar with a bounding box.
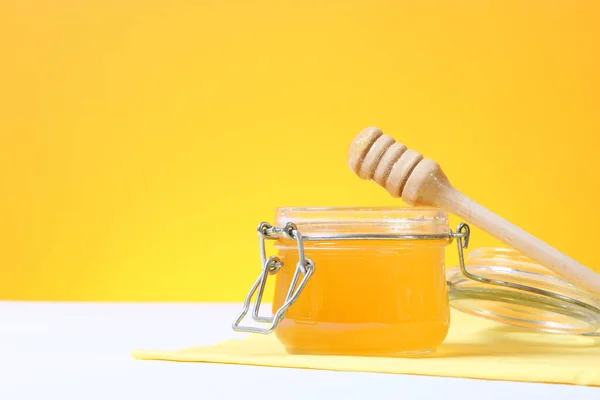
[234,206,455,356]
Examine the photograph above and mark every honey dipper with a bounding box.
[348,126,600,298]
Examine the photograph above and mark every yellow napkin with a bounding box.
[132,309,600,387]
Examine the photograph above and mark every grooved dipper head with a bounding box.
[348,127,449,205]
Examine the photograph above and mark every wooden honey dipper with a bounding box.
[348,126,600,298]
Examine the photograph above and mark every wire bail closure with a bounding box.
[232,222,315,334]
[232,221,470,334]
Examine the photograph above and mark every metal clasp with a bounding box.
[232,220,473,335]
[232,221,471,335]
[232,222,315,334]
[454,222,471,270]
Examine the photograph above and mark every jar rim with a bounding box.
[275,205,446,213]
[274,206,450,237]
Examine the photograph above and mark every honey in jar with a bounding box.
[270,207,452,356]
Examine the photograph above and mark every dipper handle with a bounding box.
[348,127,600,298]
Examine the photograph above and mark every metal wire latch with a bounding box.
[232,220,471,335]
[231,222,315,334]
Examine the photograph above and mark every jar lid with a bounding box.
[447,246,600,335]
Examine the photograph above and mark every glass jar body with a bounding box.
[270,207,452,356]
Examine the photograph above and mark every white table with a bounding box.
[0,302,597,399]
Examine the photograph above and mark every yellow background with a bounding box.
[1,1,599,302]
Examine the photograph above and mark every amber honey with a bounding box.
[270,207,452,356]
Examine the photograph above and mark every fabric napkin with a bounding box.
[132,309,600,387]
